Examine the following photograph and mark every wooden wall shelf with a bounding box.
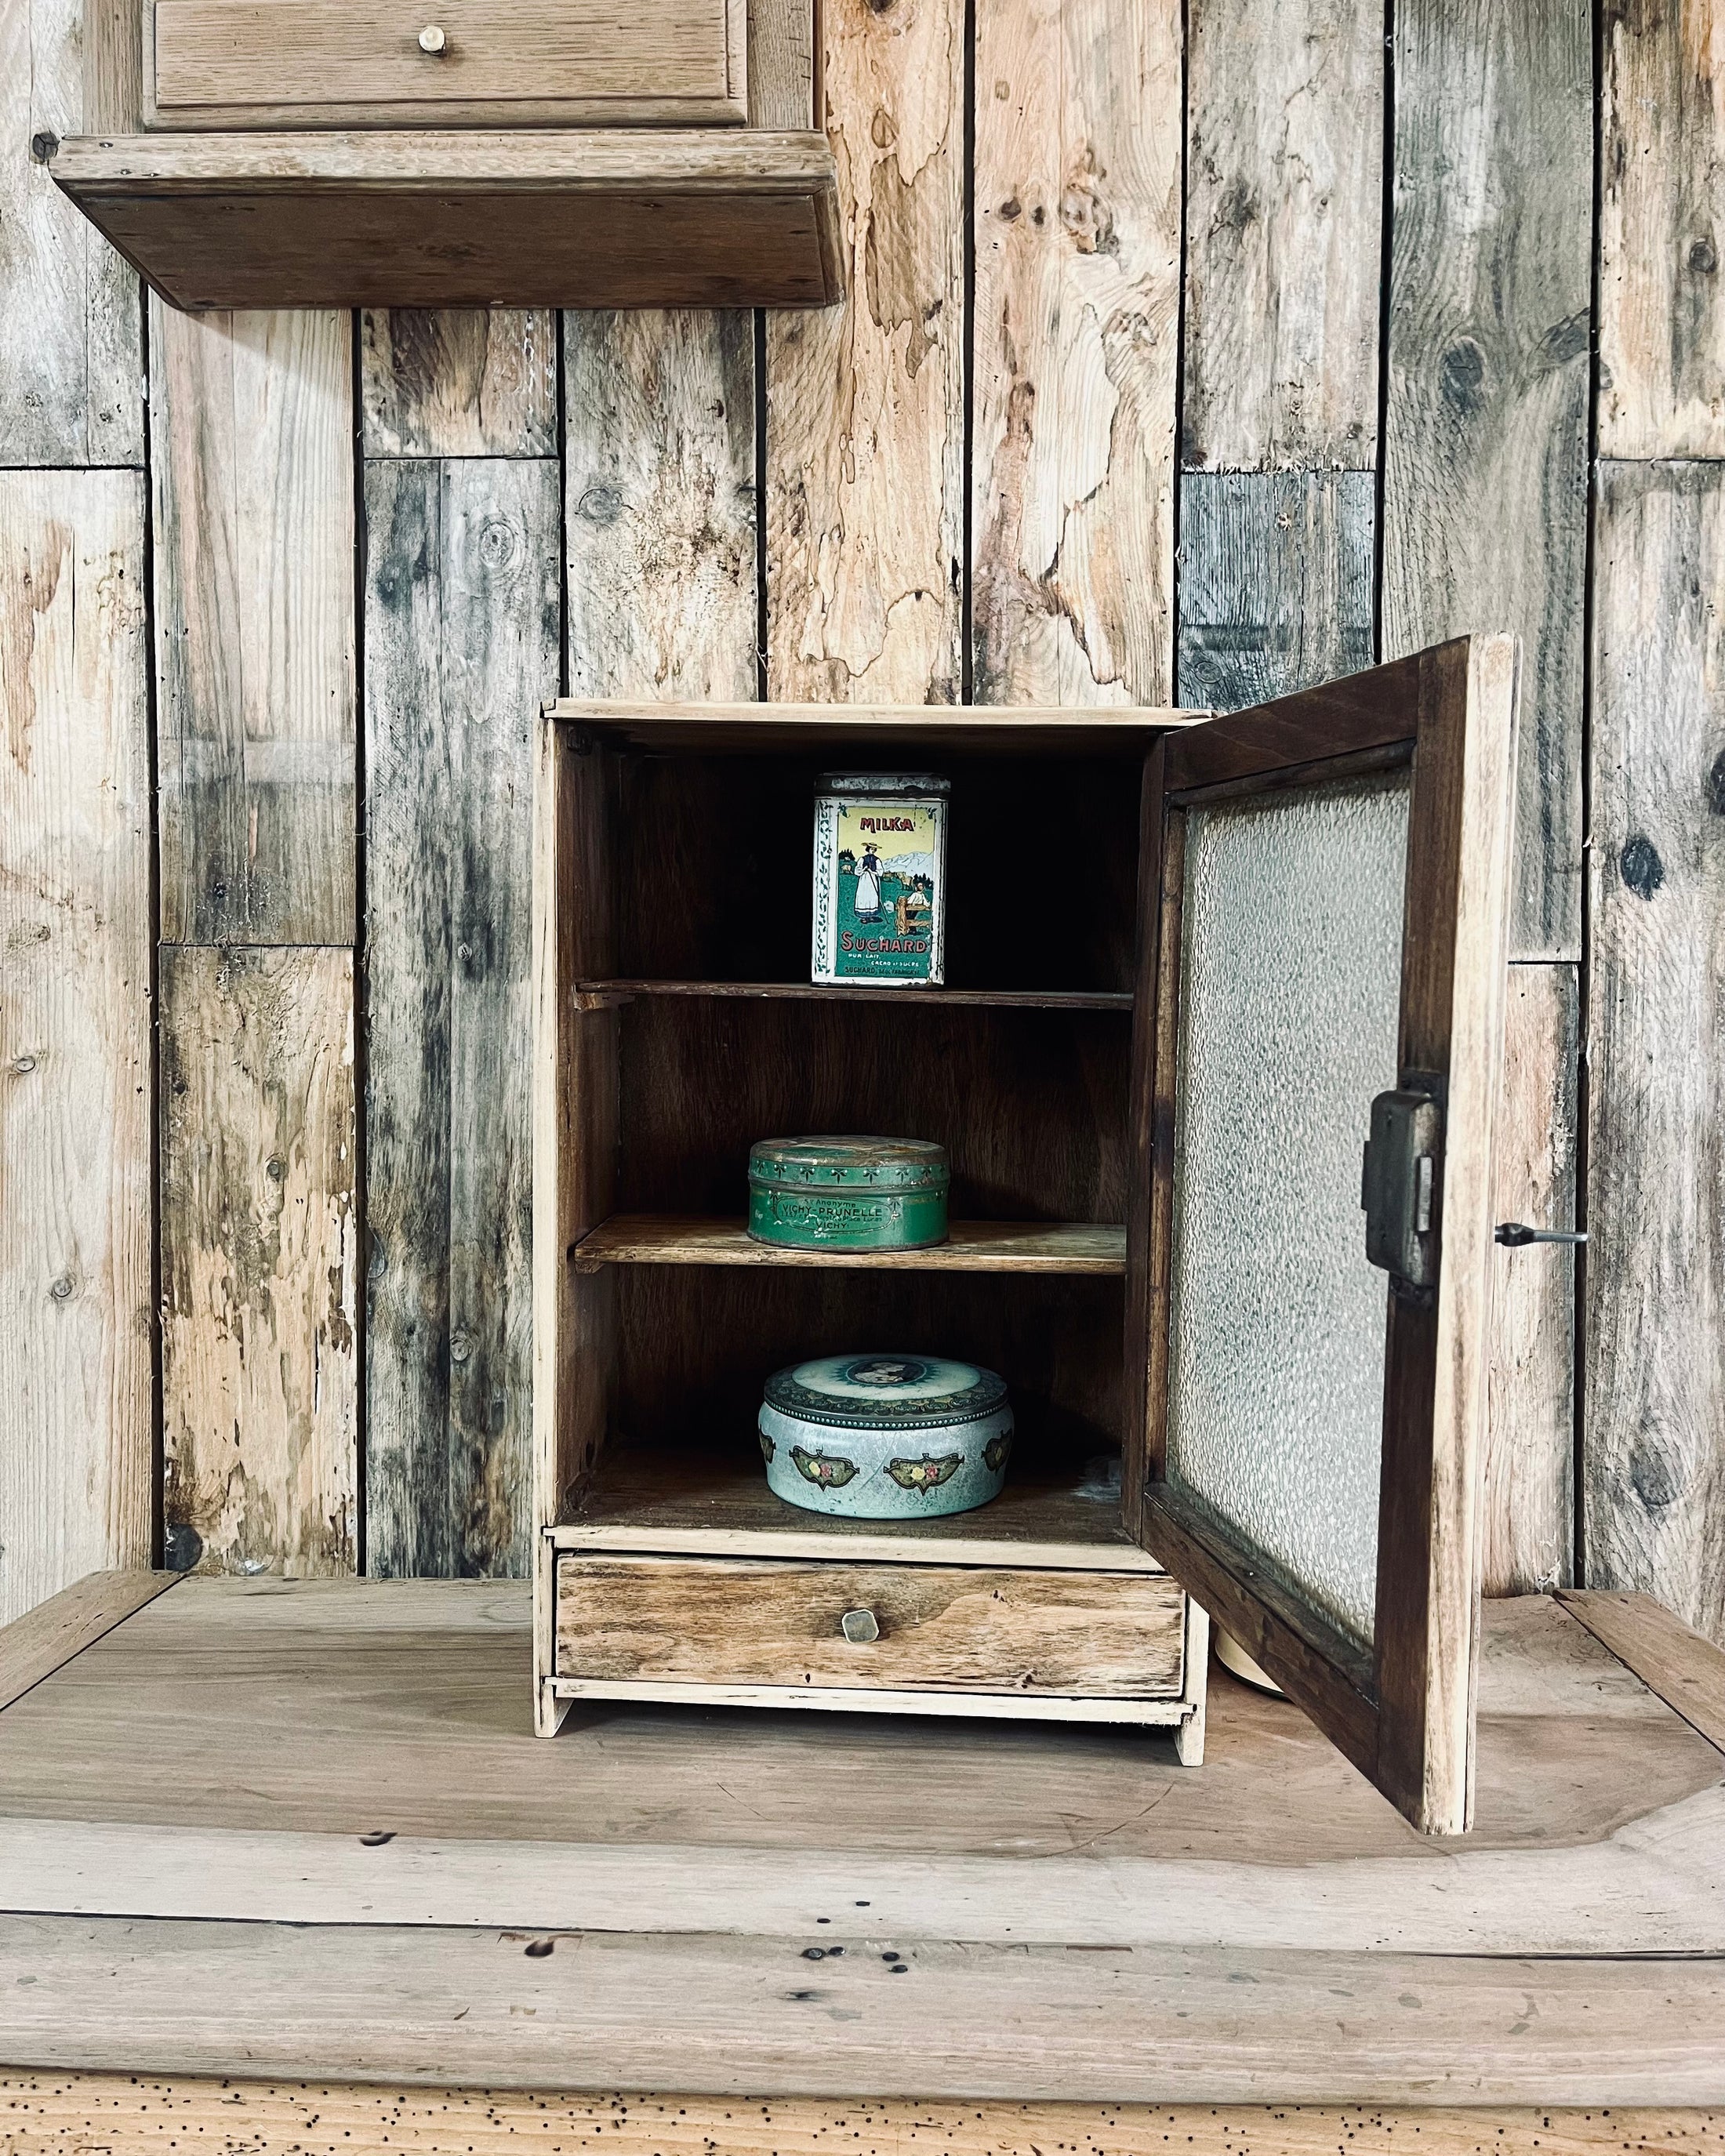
[571,1216,1129,1273]
[572,979,1133,1011]
[49,129,843,310]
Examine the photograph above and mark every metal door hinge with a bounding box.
[1362,1084,1444,1295]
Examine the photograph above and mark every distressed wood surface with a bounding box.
[1559,1586,1725,1753]
[1182,0,1382,472]
[1,1587,1715,1864]
[1600,0,1725,458]
[364,458,558,1579]
[2,2080,1723,2156]
[5,1906,1725,2100]
[1585,460,1725,1647]
[151,303,356,949]
[360,311,557,458]
[0,0,141,466]
[0,473,152,1628]
[160,947,358,1579]
[556,1554,1187,1695]
[1382,0,1592,963]
[1175,470,1373,710]
[765,0,965,703]
[1484,964,1579,1596]
[565,311,757,700]
[0,1572,176,1715]
[969,0,1181,705]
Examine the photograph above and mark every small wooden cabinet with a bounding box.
[533,644,1518,1834]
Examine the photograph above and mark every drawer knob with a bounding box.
[839,1607,880,1645]
[417,24,447,52]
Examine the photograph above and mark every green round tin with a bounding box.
[746,1135,950,1251]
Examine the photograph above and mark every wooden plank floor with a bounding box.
[0,1580,1721,2103]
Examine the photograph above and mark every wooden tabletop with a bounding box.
[0,1574,1720,2103]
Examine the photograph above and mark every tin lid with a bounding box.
[817,771,951,797]
[763,1353,1008,1430]
[747,1135,950,1191]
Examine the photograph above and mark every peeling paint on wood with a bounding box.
[0,470,152,1624]
[161,945,358,1578]
[765,0,965,704]
[970,0,1182,706]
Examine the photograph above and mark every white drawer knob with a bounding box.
[418,24,447,52]
[840,1608,880,1645]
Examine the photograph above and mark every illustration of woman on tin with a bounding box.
[855,842,883,922]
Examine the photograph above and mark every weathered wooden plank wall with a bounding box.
[1,0,1721,1638]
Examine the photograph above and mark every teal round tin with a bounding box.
[746,1135,950,1251]
[759,1353,1012,1519]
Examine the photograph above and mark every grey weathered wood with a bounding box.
[1599,0,1725,459]
[160,946,358,1577]
[0,473,153,1628]
[1484,962,1578,1595]
[0,1573,177,1714]
[1585,460,1725,1647]
[364,459,559,1579]
[564,311,757,700]
[1175,470,1373,710]
[361,312,557,459]
[1382,0,1592,963]
[0,0,142,466]
[151,302,356,948]
[1182,0,1382,472]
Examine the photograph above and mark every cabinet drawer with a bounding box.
[556,1555,1186,1698]
[146,0,747,129]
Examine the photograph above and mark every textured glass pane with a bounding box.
[1164,771,1410,1649]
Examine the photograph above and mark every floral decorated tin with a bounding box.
[812,772,949,985]
[759,1353,1012,1519]
[746,1135,950,1251]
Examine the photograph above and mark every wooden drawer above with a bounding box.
[146,0,747,129]
[555,1553,1186,1700]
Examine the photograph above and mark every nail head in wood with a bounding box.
[840,1608,881,1645]
[417,24,447,53]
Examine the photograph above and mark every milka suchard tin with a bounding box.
[812,772,949,985]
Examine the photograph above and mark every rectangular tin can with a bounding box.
[812,771,949,985]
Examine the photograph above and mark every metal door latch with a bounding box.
[1361,1086,1444,1294]
[1494,1222,1588,1247]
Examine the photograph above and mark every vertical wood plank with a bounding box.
[565,312,757,700]
[1175,470,1374,710]
[969,0,1182,706]
[1585,459,1725,1645]
[1599,0,1725,459]
[360,313,557,459]
[1181,0,1382,473]
[152,303,356,949]
[0,0,141,467]
[765,0,965,705]
[1382,0,1592,962]
[161,945,358,1578]
[364,458,560,1578]
[0,470,151,1625]
[1484,963,1579,1596]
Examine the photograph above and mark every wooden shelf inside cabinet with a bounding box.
[572,1216,1128,1273]
[551,1450,1158,1571]
[572,979,1134,1012]
[49,129,843,311]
